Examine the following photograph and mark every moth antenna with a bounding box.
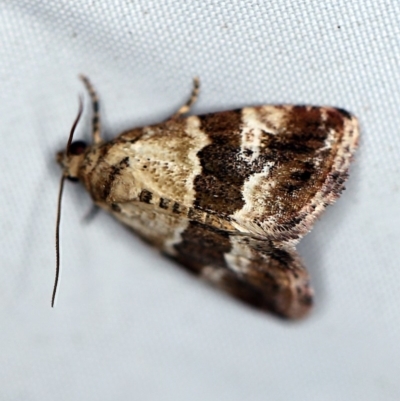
[79,74,102,144]
[66,95,84,154]
[52,174,66,308]
[52,97,84,308]
[183,76,200,114]
[170,77,200,120]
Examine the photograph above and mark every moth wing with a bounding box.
[193,106,359,242]
[84,105,357,244]
[110,204,312,319]
[174,221,313,319]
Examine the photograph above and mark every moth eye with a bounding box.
[69,140,87,155]
[66,176,79,182]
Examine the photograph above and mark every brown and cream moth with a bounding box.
[53,76,359,319]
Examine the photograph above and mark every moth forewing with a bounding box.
[54,76,359,319]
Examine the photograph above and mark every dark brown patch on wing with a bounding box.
[172,202,182,214]
[194,111,243,215]
[173,221,313,319]
[223,105,354,236]
[214,267,312,319]
[194,110,266,215]
[159,198,170,209]
[218,236,313,318]
[174,221,231,273]
[139,189,153,204]
[258,106,347,223]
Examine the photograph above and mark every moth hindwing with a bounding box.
[55,76,359,319]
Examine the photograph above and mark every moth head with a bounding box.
[57,139,87,181]
[56,96,87,182]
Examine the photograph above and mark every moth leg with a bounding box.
[173,222,313,319]
[79,75,102,144]
[82,204,100,223]
[169,77,200,120]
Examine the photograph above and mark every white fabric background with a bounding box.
[1,1,399,400]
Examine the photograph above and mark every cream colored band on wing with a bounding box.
[116,116,210,206]
[239,106,292,162]
[108,116,212,255]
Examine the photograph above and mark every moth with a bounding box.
[54,76,359,319]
